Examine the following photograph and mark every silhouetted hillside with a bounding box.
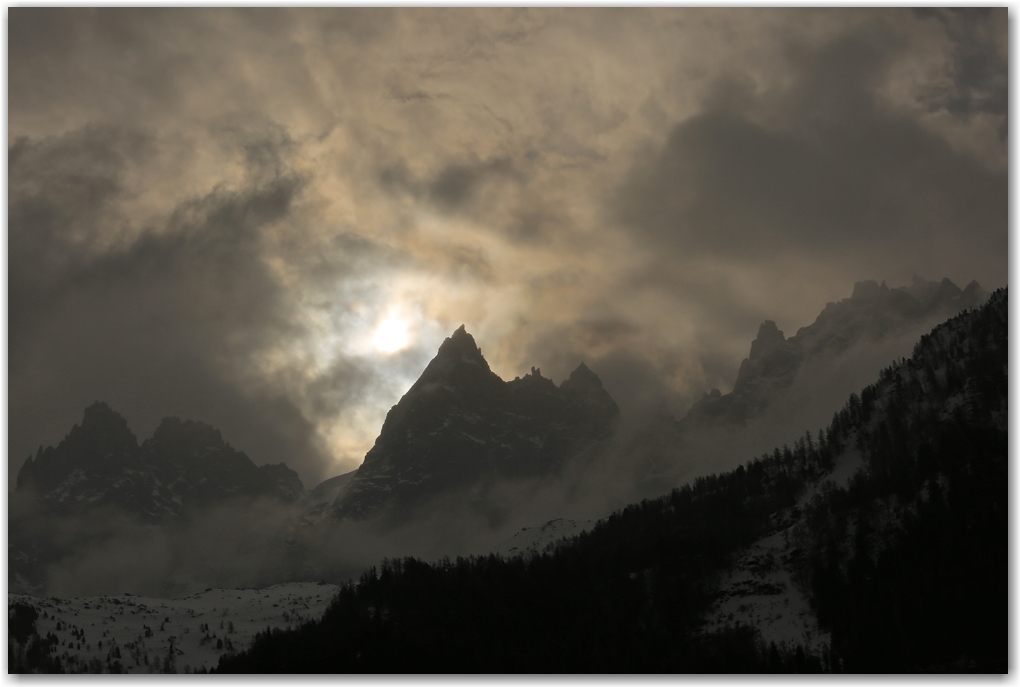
[217,289,1005,673]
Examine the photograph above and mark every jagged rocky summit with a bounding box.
[681,276,987,429]
[15,402,304,521]
[332,325,619,521]
[11,403,308,594]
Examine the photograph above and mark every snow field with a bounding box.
[10,581,339,673]
[702,445,869,655]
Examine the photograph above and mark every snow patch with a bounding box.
[489,518,593,558]
[702,528,830,655]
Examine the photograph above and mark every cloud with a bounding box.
[605,17,1005,393]
[913,8,1007,125]
[8,126,153,298]
[6,121,343,486]
[10,492,315,597]
[427,157,516,210]
[614,24,1005,272]
[8,8,1007,513]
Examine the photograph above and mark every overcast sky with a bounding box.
[8,8,1007,488]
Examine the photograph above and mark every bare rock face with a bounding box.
[15,402,169,519]
[141,417,303,510]
[16,406,305,522]
[332,326,620,521]
[11,405,306,594]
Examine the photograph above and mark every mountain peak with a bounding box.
[435,325,486,364]
[749,320,786,360]
[400,325,501,406]
[932,277,963,301]
[146,417,227,461]
[684,275,991,432]
[851,279,883,302]
[16,402,143,504]
[561,361,603,391]
[335,346,619,520]
[153,415,223,440]
[81,400,132,431]
[68,401,139,457]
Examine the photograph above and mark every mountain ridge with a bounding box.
[681,276,987,430]
[332,326,620,521]
[9,405,308,596]
[15,404,305,520]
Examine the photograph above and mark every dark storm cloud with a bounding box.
[211,114,296,179]
[7,123,345,487]
[573,317,640,349]
[9,8,195,127]
[430,158,565,245]
[428,157,516,210]
[380,154,556,245]
[9,125,154,337]
[8,8,340,139]
[585,350,695,422]
[378,160,416,195]
[303,360,377,422]
[914,8,1007,125]
[380,156,518,212]
[615,26,1005,267]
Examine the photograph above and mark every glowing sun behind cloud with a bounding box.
[372,313,411,354]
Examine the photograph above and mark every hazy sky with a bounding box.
[8,8,1007,488]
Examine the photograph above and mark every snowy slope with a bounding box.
[700,445,866,654]
[703,289,1007,658]
[490,518,594,558]
[9,581,338,673]
[701,527,829,654]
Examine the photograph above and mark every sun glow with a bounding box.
[372,314,411,354]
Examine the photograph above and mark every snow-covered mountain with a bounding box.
[621,276,990,499]
[681,276,986,430]
[699,447,866,656]
[332,325,619,521]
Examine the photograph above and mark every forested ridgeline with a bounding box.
[215,290,1006,673]
[799,287,1007,672]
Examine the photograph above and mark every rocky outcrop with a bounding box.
[140,417,303,510]
[681,277,988,430]
[332,326,619,521]
[15,404,304,522]
[16,402,170,519]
